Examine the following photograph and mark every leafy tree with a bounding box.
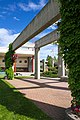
[58,0,80,114]
[46,55,53,67]
[54,56,58,62]
[0,67,2,72]
[5,43,15,79]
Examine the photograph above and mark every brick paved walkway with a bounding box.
[7,78,71,120]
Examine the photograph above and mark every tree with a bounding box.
[46,55,53,67]
[54,56,58,63]
[58,0,80,115]
[5,43,15,79]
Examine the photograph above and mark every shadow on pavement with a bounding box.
[15,78,69,91]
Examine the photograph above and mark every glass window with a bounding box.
[19,60,22,63]
[24,60,27,63]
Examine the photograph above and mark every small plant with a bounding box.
[5,43,15,80]
[6,67,14,80]
[0,67,2,72]
[41,67,58,78]
[71,97,80,116]
[48,67,58,74]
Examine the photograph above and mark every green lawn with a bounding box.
[0,79,52,120]
[14,76,34,79]
[0,72,6,79]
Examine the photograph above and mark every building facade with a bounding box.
[0,43,35,73]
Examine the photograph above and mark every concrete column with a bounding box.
[62,58,65,76]
[58,46,68,81]
[43,59,45,72]
[28,57,32,72]
[58,46,65,77]
[58,46,62,77]
[61,58,68,81]
[32,56,34,72]
[14,62,16,72]
[35,47,40,79]
[52,58,54,67]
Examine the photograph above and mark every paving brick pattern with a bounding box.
[7,78,71,120]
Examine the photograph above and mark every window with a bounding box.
[19,60,22,63]
[24,60,27,63]
[2,59,5,62]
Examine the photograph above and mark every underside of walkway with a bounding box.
[7,78,71,120]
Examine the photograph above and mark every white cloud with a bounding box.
[2,4,16,12]
[30,31,50,42]
[18,0,46,12]
[48,24,57,30]
[0,28,58,60]
[8,4,16,11]
[47,23,58,30]
[0,14,3,18]
[40,44,58,60]
[2,11,7,14]
[35,31,49,39]
[0,28,19,47]
[13,17,20,21]
[47,20,61,30]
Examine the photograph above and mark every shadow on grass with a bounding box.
[31,99,66,120]
[0,79,52,120]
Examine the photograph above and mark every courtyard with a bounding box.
[6,78,71,120]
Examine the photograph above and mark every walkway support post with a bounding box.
[58,46,65,77]
[43,59,45,72]
[62,58,65,77]
[58,45,68,81]
[35,47,40,79]
[58,46,62,77]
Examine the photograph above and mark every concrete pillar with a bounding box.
[62,58,65,76]
[61,58,68,81]
[52,58,54,67]
[28,57,32,72]
[43,59,45,72]
[58,46,62,77]
[58,46,68,81]
[58,46,65,77]
[35,48,40,79]
[32,56,34,72]
[14,62,16,72]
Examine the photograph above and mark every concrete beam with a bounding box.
[35,30,59,48]
[12,0,60,51]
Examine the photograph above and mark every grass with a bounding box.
[0,72,6,79]
[0,79,52,120]
[0,75,5,79]
[14,76,34,79]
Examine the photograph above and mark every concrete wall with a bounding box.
[16,57,28,68]
[0,56,28,68]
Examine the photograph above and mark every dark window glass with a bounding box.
[2,59,5,62]
[19,60,22,63]
[24,60,27,63]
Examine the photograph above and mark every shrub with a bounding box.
[5,43,15,80]
[41,71,58,78]
[0,67,2,72]
[48,67,58,74]
[6,67,14,80]
[58,0,80,112]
